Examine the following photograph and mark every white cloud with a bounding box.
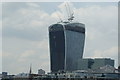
[79,4,118,60]
[2,37,50,74]
[92,47,118,58]
[32,39,49,50]
[18,50,36,63]
[2,4,58,41]
[30,20,44,27]
[91,47,118,67]
[26,3,40,8]
[51,11,64,22]
[20,50,36,58]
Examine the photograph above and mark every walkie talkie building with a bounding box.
[49,22,85,72]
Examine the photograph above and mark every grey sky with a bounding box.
[1,2,118,74]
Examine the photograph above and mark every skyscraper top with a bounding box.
[49,22,85,33]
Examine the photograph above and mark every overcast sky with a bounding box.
[1,2,118,74]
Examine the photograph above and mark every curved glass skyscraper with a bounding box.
[49,22,85,72]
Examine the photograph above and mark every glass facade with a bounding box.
[49,22,85,72]
[49,24,65,72]
[65,30,85,71]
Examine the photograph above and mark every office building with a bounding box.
[91,58,114,69]
[49,22,85,72]
[2,72,8,78]
[77,59,94,70]
[77,58,114,70]
[38,69,45,75]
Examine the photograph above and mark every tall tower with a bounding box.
[49,22,85,72]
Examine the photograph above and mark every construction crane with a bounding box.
[65,2,74,22]
[56,2,74,23]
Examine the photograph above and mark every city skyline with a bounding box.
[1,2,118,74]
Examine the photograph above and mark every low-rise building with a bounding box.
[38,69,45,75]
[77,58,114,71]
[14,73,29,78]
[92,58,114,69]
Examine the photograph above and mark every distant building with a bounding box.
[2,72,7,76]
[14,73,29,78]
[118,66,120,73]
[78,59,94,70]
[95,65,115,73]
[91,58,114,69]
[0,73,2,78]
[49,22,85,72]
[2,72,15,79]
[2,72,8,78]
[38,69,45,75]
[77,58,114,70]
